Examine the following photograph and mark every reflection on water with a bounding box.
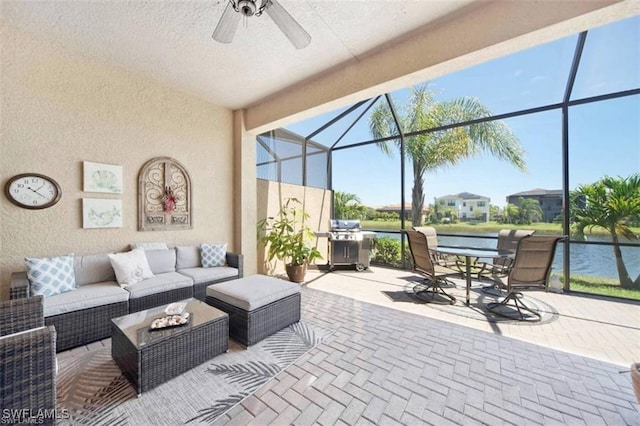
[375,232,640,280]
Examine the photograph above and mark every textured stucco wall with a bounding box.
[256,179,331,276]
[0,25,234,299]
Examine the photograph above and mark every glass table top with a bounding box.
[111,298,227,348]
[434,247,513,260]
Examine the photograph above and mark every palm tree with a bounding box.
[517,197,544,224]
[503,203,519,224]
[571,174,640,289]
[369,83,526,227]
[334,191,365,219]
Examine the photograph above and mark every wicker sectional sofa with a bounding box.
[10,245,243,352]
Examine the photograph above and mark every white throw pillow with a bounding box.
[200,243,227,268]
[25,254,76,297]
[108,248,154,287]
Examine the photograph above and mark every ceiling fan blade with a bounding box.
[265,0,311,49]
[212,1,241,43]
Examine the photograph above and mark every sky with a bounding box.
[277,15,639,209]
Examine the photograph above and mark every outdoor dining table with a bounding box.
[432,247,514,306]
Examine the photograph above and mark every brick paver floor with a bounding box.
[214,270,640,425]
[61,267,640,424]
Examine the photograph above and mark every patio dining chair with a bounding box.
[412,226,460,270]
[476,229,535,292]
[0,296,57,421]
[486,235,564,322]
[405,230,462,304]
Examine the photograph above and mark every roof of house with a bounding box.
[508,188,563,197]
[437,192,490,200]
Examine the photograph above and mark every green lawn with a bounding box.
[562,275,640,300]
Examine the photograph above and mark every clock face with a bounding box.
[5,174,61,209]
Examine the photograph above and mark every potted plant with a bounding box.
[257,197,322,283]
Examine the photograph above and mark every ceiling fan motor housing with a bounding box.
[237,0,257,17]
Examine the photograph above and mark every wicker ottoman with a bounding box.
[205,275,300,346]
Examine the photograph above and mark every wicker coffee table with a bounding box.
[111,298,228,395]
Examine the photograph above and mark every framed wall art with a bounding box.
[83,198,123,229]
[83,161,123,193]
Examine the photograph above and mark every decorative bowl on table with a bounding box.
[150,312,190,330]
[164,302,187,316]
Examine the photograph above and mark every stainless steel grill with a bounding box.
[318,220,376,271]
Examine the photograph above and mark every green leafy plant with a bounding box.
[257,198,322,267]
[371,237,402,266]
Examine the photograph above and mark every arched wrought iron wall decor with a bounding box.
[138,156,192,231]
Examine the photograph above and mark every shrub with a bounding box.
[371,237,402,266]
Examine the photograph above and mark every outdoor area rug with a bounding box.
[56,321,332,425]
[382,277,558,325]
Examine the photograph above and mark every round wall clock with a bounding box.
[4,173,62,209]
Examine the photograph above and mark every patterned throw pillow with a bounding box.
[200,243,227,268]
[25,254,77,297]
[108,248,154,287]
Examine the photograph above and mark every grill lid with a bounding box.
[331,219,361,232]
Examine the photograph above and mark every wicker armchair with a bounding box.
[0,296,57,423]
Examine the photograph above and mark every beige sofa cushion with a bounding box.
[74,254,116,286]
[176,246,201,269]
[44,282,127,317]
[144,249,177,274]
[177,266,238,285]
[124,272,193,299]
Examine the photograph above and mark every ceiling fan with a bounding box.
[212,0,311,49]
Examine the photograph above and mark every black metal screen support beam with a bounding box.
[330,97,380,150]
[306,98,373,141]
[561,105,571,292]
[322,97,379,219]
[564,32,587,103]
[385,93,407,267]
[331,88,638,154]
[302,137,307,187]
[560,31,587,292]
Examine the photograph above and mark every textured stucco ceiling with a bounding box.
[1,0,477,110]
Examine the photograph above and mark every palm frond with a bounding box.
[290,321,319,346]
[57,349,136,424]
[369,98,400,156]
[186,392,250,424]
[263,322,325,364]
[207,360,280,388]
